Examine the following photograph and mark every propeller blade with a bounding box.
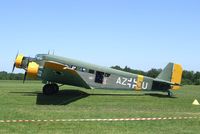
[12,51,20,72]
[12,63,16,72]
[23,72,27,83]
[15,51,19,60]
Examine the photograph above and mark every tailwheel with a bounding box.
[43,84,59,95]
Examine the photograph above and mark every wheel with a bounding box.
[43,84,54,95]
[43,84,59,95]
[52,84,59,94]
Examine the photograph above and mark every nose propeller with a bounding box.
[12,52,19,72]
[12,63,16,73]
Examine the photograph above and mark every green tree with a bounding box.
[146,69,162,78]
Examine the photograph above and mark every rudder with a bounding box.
[156,63,183,90]
[171,64,183,90]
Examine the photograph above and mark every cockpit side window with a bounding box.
[35,55,43,61]
[71,65,77,70]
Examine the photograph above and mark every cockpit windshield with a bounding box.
[35,54,44,61]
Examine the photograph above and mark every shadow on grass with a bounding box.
[36,90,89,105]
[144,93,177,99]
[10,89,175,105]
[10,90,89,105]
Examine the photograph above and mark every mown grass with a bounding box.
[0,80,200,134]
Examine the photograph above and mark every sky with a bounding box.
[0,0,200,73]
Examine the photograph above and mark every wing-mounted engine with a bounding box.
[26,62,39,78]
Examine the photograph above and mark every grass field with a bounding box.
[0,80,200,134]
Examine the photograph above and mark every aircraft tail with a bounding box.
[156,63,183,90]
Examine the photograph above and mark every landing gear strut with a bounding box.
[43,84,59,95]
[167,90,173,97]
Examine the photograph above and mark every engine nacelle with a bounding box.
[15,54,24,68]
[27,62,39,78]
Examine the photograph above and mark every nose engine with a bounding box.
[15,54,24,68]
[12,53,39,82]
[12,54,25,71]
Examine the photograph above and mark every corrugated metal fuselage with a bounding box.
[35,54,164,92]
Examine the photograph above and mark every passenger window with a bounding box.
[80,67,87,72]
[105,73,111,77]
[89,69,95,74]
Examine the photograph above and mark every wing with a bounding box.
[41,61,91,89]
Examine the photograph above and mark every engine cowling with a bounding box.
[15,54,24,68]
[27,62,39,78]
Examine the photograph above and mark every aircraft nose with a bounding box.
[12,53,35,72]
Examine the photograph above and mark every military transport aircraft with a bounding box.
[12,53,183,97]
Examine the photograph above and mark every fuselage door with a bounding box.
[95,71,104,84]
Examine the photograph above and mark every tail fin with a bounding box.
[156,63,183,90]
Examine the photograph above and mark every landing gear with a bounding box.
[43,84,59,95]
[167,90,173,97]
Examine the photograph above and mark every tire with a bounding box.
[52,84,59,94]
[43,84,54,95]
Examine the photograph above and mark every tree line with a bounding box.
[0,66,200,85]
[0,71,24,80]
